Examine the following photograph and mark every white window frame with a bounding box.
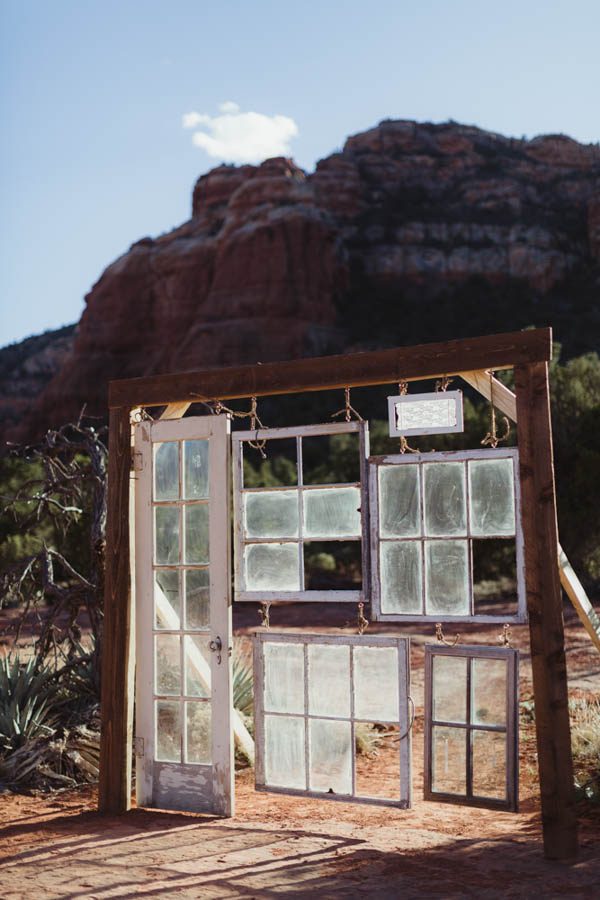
[233,421,370,602]
[424,644,519,811]
[253,631,412,808]
[369,447,526,623]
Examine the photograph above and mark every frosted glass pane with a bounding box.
[244,543,300,591]
[307,644,351,717]
[154,442,179,501]
[264,642,304,714]
[184,635,211,698]
[425,540,469,616]
[155,506,180,565]
[186,701,212,764]
[155,634,181,695]
[423,462,466,536]
[185,504,209,564]
[154,569,180,629]
[378,465,421,538]
[244,490,299,538]
[472,658,507,726]
[303,487,361,538]
[431,725,466,795]
[264,714,306,790]
[472,730,506,800]
[432,655,467,723]
[469,458,516,536]
[380,541,423,614]
[394,396,458,432]
[354,646,399,721]
[183,440,209,500]
[156,700,181,762]
[309,719,352,795]
[185,568,210,630]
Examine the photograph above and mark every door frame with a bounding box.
[134,413,234,815]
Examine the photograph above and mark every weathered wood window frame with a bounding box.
[232,421,370,602]
[369,447,526,623]
[253,631,412,808]
[424,644,519,811]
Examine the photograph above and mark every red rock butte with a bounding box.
[2,119,599,443]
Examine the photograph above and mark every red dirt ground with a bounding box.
[0,603,599,898]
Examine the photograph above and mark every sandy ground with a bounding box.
[0,603,599,898]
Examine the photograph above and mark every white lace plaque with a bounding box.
[388,391,464,437]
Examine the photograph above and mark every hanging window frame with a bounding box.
[232,421,370,602]
[369,447,526,623]
[253,631,412,808]
[424,644,519,811]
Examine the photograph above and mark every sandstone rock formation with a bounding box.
[3,119,599,444]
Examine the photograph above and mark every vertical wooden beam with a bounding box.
[98,406,135,813]
[514,362,578,860]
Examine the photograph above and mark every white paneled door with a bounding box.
[134,414,233,815]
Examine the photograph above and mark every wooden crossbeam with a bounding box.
[109,328,552,409]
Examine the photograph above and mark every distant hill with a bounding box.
[2,118,599,445]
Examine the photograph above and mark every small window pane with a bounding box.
[303,486,361,539]
[423,462,466,536]
[185,504,209,565]
[154,569,180,629]
[378,465,421,537]
[155,634,181,695]
[472,730,506,800]
[309,719,352,795]
[184,635,211,698]
[244,490,299,539]
[264,714,306,790]
[354,646,399,722]
[184,440,209,500]
[264,642,304,714]
[156,700,181,763]
[425,540,469,616]
[307,644,351,718]
[186,701,211,764]
[431,725,466,795]
[155,507,180,565]
[380,541,423,614]
[471,658,507,726]
[304,541,362,591]
[469,458,516,537]
[185,569,210,630]
[355,725,400,800]
[432,655,467,723]
[154,442,179,501]
[244,543,300,591]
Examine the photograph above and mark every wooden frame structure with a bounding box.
[99,327,578,861]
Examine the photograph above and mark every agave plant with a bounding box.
[232,646,253,717]
[0,652,61,753]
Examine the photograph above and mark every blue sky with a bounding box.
[1,0,599,347]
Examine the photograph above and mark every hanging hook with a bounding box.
[357,602,369,635]
[259,601,271,629]
[435,375,453,393]
[247,396,268,458]
[435,622,460,647]
[499,623,512,647]
[331,386,364,423]
[396,381,420,454]
[481,371,511,449]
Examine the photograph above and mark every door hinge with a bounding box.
[131,451,144,472]
[134,736,145,757]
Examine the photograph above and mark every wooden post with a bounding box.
[98,406,135,813]
[514,362,578,859]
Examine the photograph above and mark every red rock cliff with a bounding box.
[4,120,600,442]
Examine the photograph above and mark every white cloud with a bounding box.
[181,102,299,164]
